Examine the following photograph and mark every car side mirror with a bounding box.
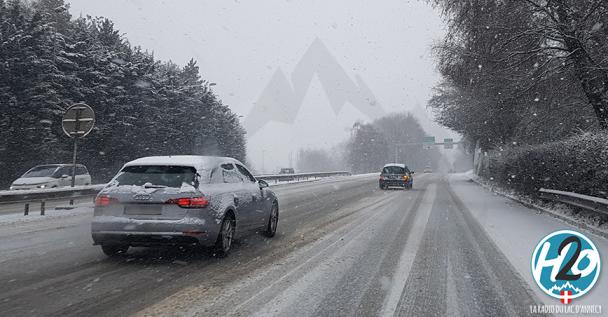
[258,180,269,189]
[411,171,415,174]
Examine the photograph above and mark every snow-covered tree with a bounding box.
[430,0,607,148]
[0,0,247,186]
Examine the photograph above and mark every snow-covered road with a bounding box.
[0,173,605,316]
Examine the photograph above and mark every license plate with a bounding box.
[124,205,162,215]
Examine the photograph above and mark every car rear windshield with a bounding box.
[22,165,60,178]
[382,166,407,174]
[114,165,197,188]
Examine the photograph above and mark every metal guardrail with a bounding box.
[256,171,351,183]
[0,185,105,203]
[539,188,608,216]
[0,172,351,215]
[0,185,105,215]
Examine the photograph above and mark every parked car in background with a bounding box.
[278,168,296,181]
[279,168,295,174]
[91,155,279,257]
[379,163,414,190]
[9,164,91,190]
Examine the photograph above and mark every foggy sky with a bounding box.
[67,0,455,173]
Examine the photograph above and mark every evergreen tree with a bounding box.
[0,0,248,186]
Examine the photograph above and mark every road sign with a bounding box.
[423,136,435,150]
[62,103,95,138]
[62,103,95,192]
[444,138,454,149]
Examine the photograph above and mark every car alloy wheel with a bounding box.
[265,204,279,237]
[222,219,234,252]
[215,217,235,257]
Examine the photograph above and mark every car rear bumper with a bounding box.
[91,231,215,247]
[91,217,220,247]
[380,180,412,187]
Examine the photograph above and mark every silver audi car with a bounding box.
[91,155,279,257]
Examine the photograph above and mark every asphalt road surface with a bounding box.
[0,174,588,316]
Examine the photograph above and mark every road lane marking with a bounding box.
[380,184,436,317]
[250,193,424,317]
[228,196,394,316]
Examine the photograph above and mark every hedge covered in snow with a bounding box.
[481,133,608,199]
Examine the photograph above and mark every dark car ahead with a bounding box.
[279,168,295,174]
[278,168,295,181]
[379,164,413,190]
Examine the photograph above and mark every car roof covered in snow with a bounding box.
[383,163,406,168]
[33,164,85,167]
[123,155,242,170]
[29,164,87,169]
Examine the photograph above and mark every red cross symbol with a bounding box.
[560,290,572,305]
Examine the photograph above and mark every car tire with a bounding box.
[264,203,279,237]
[379,183,385,190]
[214,216,235,257]
[101,244,129,257]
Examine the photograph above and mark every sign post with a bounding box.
[62,103,95,191]
[444,138,454,149]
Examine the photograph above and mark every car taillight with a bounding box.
[167,197,209,208]
[95,195,117,207]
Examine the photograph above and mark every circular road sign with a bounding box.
[62,103,95,138]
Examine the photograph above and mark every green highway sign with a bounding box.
[423,136,435,144]
[423,136,435,149]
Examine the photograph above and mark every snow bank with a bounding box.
[459,170,608,237]
[0,206,93,226]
